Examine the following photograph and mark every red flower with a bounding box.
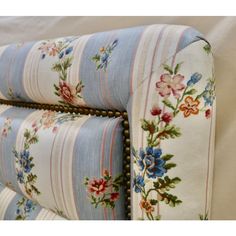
[58,82,77,105]
[87,178,107,196]
[161,112,173,124]
[150,105,162,116]
[205,109,211,119]
[110,192,119,202]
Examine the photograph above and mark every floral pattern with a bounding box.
[84,170,123,209]
[132,55,215,220]
[13,111,81,220]
[92,39,118,71]
[38,38,84,106]
[15,197,36,220]
[1,117,12,137]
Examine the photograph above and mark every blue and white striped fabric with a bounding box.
[0,24,215,220]
[0,183,65,220]
[0,105,124,220]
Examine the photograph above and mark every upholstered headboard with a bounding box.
[0,24,215,220]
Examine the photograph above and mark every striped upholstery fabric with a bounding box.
[0,24,216,220]
[0,183,64,220]
[0,25,201,110]
[0,105,124,220]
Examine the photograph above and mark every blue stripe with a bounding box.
[79,26,145,110]
[0,106,34,195]
[177,27,203,52]
[0,42,35,101]
[72,116,124,220]
[4,194,41,220]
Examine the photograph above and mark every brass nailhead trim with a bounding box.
[0,99,131,220]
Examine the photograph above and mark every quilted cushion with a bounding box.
[0,105,124,220]
[0,183,64,220]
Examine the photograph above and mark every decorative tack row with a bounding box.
[0,99,131,220]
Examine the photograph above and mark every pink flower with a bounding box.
[32,122,37,128]
[150,105,162,116]
[161,112,173,124]
[52,126,58,133]
[110,192,119,202]
[58,82,78,105]
[87,178,107,196]
[2,128,7,137]
[205,109,211,119]
[156,73,185,99]
[38,42,59,56]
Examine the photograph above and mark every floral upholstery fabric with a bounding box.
[0,183,65,220]
[0,105,124,220]
[0,24,215,220]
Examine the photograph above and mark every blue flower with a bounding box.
[59,51,64,59]
[41,54,46,59]
[138,147,166,179]
[133,174,145,193]
[111,39,118,50]
[16,208,21,215]
[203,79,215,106]
[65,46,73,55]
[24,199,34,213]
[16,170,24,184]
[19,150,33,173]
[187,73,202,86]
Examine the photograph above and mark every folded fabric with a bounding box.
[0,105,124,220]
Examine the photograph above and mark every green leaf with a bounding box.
[164,163,177,170]
[157,125,181,140]
[163,64,173,74]
[199,213,208,220]
[141,119,150,131]
[174,62,182,74]
[62,57,73,70]
[24,129,31,140]
[203,44,211,54]
[52,62,62,72]
[159,192,182,207]
[53,84,59,91]
[161,154,174,161]
[16,215,23,220]
[150,199,158,205]
[162,99,175,110]
[185,88,197,95]
[28,135,39,145]
[172,177,181,184]
[92,54,100,62]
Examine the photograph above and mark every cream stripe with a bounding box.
[23,41,42,102]
[15,109,43,198]
[0,187,16,219]
[68,34,92,85]
[51,115,89,219]
[60,118,87,219]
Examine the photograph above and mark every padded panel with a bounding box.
[0,25,202,110]
[0,183,65,220]
[0,105,124,220]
